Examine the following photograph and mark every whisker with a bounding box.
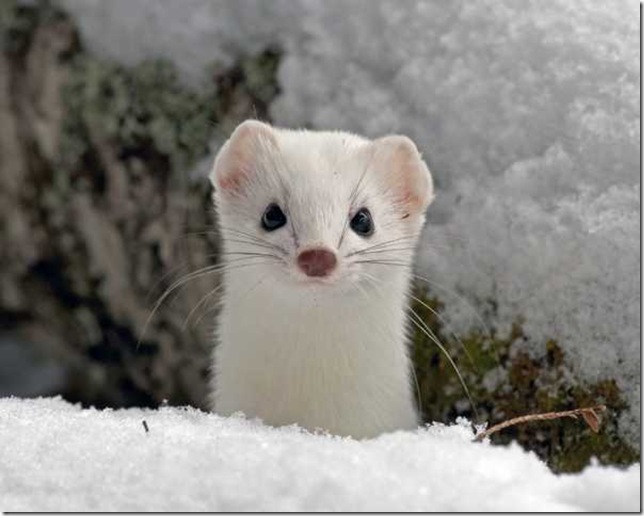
[140,264,227,346]
[346,235,417,257]
[182,283,225,331]
[192,296,222,329]
[408,307,478,420]
[219,225,273,242]
[359,271,422,414]
[139,257,277,346]
[219,228,268,243]
[357,264,489,408]
[219,225,288,255]
[144,254,217,305]
[357,257,494,340]
[410,353,423,416]
[353,246,419,256]
[148,249,279,304]
[408,293,479,372]
[221,237,286,253]
[410,273,492,338]
[353,259,412,267]
[193,275,269,329]
[220,251,286,260]
[219,227,272,245]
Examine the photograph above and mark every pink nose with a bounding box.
[297,248,337,278]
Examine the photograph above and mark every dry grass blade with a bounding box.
[473,405,607,442]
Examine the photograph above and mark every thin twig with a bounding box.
[474,405,607,442]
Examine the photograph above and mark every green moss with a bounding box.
[410,286,639,473]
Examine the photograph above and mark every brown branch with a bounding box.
[473,405,607,442]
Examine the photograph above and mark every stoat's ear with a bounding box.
[371,135,434,215]
[210,120,276,194]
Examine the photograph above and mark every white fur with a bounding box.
[209,121,433,438]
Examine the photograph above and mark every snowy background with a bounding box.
[58,0,640,442]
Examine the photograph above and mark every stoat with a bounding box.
[209,120,434,438]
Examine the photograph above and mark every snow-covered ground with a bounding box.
[0,397,639,512]
[56,0,640,447]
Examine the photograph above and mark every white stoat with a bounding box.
[208,120,434,439]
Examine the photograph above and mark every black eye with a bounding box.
[261,203,287,231]
[350,208,374,237]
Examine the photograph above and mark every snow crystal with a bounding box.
[0,397,639,512]
[56,0,640,443]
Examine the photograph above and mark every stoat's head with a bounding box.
[210,120,434,295]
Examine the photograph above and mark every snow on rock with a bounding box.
[270,0,640,445]
[0,397,639,512]
[56,0,293,86]
[56,0,640,443]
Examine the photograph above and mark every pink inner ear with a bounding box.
[216,145,253,194]
[217,166,248,193]
[396,189,424,212]
[215,148,251,194]
[381,137,432,214]
[213,120,276,195]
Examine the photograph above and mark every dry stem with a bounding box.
[474,405,607,442]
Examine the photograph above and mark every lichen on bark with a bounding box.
[0,0,280,409]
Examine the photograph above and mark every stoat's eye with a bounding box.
[350,208,374,237]
[261,203,287,231]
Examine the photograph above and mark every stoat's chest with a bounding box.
[212,279,417,437]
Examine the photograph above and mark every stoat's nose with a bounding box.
[297,248,337,278]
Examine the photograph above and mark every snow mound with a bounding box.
[0,397,639,511]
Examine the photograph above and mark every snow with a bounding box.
[56,1,640,444]
[0,397,639,512]
[56,0,287,86]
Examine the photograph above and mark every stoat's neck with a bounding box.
[224,268,410,349]
[213,270,418,438]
